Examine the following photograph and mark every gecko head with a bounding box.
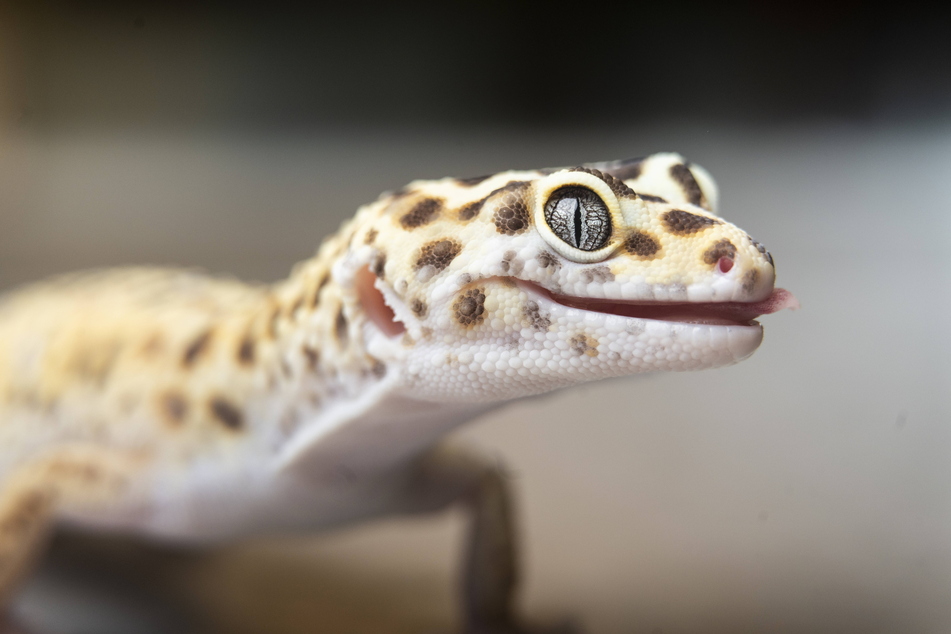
[354,153,797,403]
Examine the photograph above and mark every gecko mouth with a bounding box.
[522,282,799,327]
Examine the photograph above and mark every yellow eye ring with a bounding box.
[533,170,622,263]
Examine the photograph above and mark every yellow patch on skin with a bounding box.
[570,334,599,357]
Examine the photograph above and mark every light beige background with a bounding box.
[0,121,949,634]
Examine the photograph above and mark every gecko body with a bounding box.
[0,153,795,631]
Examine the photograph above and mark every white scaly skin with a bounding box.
[0,153,794,629]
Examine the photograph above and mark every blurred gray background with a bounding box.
[1,2,950,633]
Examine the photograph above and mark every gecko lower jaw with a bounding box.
[519,281,799,327]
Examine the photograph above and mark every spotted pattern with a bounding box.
[311,274,330,308]
[372,253,387,278]
[287,296,304,320]
[182,330,213,368]
[400,198,443,229]
[624,231,660,258]
[535,251,561,270]
[416,239,461,272]
[456,174,492,186]
[662,209,720,235]
[159,391,188,426]
[0,153,784,560]
[302,345,319,371]
[411,298,428,318]
[742,270,760,295]
[750,237,774,267]
[500,251,524,276]
[266,306,281,339]
[491,183,532,235]
[702,239,737,265]
[604,157,644,181]
[669,163,705,208]
[453,288,486,327]
[458,196,487,221]
[209,397,243,431]
[570,334,599,357]
[570,167,637,198]
[581,266,614,284]
[237,336,255,365]
[523,301,551,332]
[335,308,348,344]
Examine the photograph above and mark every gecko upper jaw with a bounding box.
[519,281,798,328]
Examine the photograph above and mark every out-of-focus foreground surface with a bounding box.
[1,3,950,634]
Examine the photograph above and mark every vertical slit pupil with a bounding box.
[544,185,611,252]
[573,203,583,248]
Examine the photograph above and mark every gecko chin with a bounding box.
[517,281,797,329]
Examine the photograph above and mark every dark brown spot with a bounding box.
[411,298,428,318]
[302,345,320,370]
[570,334,599,357]
[416,239,462,271]
[335,307,348,343]
[456,174,492,186]
[209,397,243,431]
[371,360,387,378]
[159,391,189,426]
[364,228,378,245]
[453,287,487,327]
[750,236,774,267]
[237,335,255,365]
[372,252,387,278]
[624,231,661,257]
[669,163,707,208]
[492,190,531,235]
[702,239,737,265]
[536,251,562,270]
[524,301,551,332]
[581,266,614,284]
[570,167,638,198]
[662,209,720,235]
[458,196,488,221]
[499,250,523,275]
[638,193,668,204]
[742,269,760,295]
[487,181,532,235]
[182,329,213,368]
[310,273,330,308]
[400,197,443,229]
[603,157,644,181]
[267,305,281,338]
[287,295,304,320]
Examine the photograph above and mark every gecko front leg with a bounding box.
[397,444,574,634]
[0,447,150,613]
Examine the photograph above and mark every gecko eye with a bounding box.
[543,186,612,251]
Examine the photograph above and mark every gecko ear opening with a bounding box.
[356,265,406,337]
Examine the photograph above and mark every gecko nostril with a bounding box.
[717,256,734,274]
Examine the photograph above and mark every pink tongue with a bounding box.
[648,287,801,324]
[550,287,800,326]
[743,288,801,315]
